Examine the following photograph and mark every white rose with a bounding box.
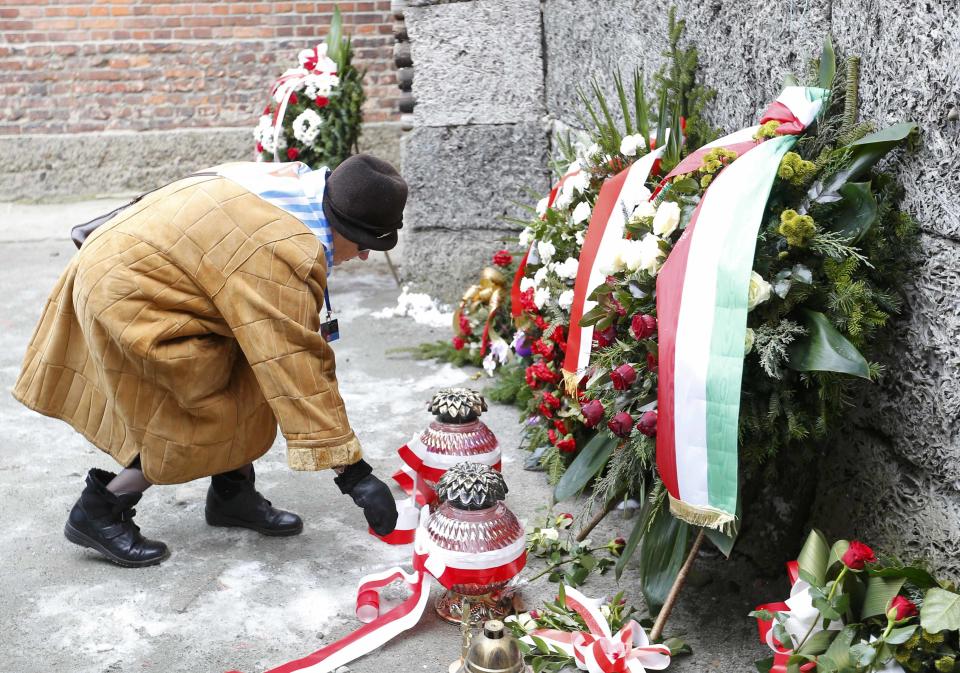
[518,227,534,247]
[558,289,575,310]
[534,287,550,309]
[519,277,536,293]
[621,239,645,272]
[747,271,772,311]
[631,200,657,221]
[535,197,549,218]
[619,133,645,157]
[744,327,755,355]
[572,200,592,225]
[537,240,556,263]
[638,233,665,276]
[597,247,627,276]
[652,201,681,237]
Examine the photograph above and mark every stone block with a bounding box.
[832,0,960,240]
[405,0,545,126]
[400,122,549,301]
[0,122,403,202]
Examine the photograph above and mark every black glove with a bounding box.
[333,459,398,536]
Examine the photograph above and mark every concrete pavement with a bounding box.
[0,200,768,673]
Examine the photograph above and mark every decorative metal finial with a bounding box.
[428,388,488,424]
[436,463,507,510]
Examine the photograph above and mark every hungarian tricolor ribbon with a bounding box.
[236,509,526,673]
[655,86,827,532]
[561,147,666,395]
[523,586,670,673]
[754,560,839,673]
[511,168,582,318]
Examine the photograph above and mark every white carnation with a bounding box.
[558,289,575,310]
[533,287,550,309]
[533,265,550,288]
[292,108,324,144]
[619,133,646,157]
[518,227,534,247]
[575,229,585,246]
[537,240,556,263]
[572,200,592,225]
[569,170,590,194]
[541,527,559,541]
[554,188,572,210]
[747,271,772,311]
[535,197,549,218]
[652,201,681,237]
[519,277,536,293]
[553,257,579,280]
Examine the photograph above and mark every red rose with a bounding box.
[888,595,918,621]
[452,336,465,351]
[532,339,555,360]
[636,410,657,437]
[608,536,627,556]
[289,92,298,105]
[553,419,568,435]
[286,147,300,160]
[611,298,626,317]
[315,95,329,107]
[607,411,633,438]
[547,429,557,445]
[492,249,513,267]
[841,540,877,570]
[256,142,264,153]
[556,436,576,453]
[581,399,605,428]
[459,314,472,336]
[610,364,637,391]
[593,325,617,349]
[529,609,540,620]
[630,314,657,340]
[646,352,658,373]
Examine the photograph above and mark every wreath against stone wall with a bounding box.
[400,0,960,578]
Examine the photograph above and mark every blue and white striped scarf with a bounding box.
[212,162,335,271]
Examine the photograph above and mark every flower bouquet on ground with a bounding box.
[253,6,364,168]
[752,530,960,673]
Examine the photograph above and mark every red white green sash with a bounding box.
[655,87,827,531]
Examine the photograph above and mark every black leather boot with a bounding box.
[205,466,303,536]
[64,468,170,568]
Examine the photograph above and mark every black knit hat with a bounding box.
[322,154,407,252]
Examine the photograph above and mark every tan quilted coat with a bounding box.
[13,174,362,484]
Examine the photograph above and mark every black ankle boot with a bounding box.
[205,467,303,536]
[64,468,170,568]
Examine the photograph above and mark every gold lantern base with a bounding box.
[435,589,516,625]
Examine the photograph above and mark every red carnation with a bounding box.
[530,362,561,384]
[459,314,472,336]
[525,366,539,389]
[548,325,566,344]
[452,336,465,351]
[636,410,657,437]
[888,595,918,621]
[534,315,549,330]
[553,419,568,435]
[286,147,300,161]
[646,352,658,373]
[841,540,877,570]
[263,105,272,115]
[315,96,329,107]
[538,403,554,419]
[556,436,576,453]
[542,392,561,410]
[520,288,538,314]
[492,249,513,267]
[532,338,555,360]
[610,364,637,390]
[581,399,605,428]
[547,429,557,445]
[256,142,264,153]
[594,325,617,349]
[607,411,633,438]
[630,314,657,340]
[289,92,298,105]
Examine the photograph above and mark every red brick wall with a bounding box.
[0,0,398,135]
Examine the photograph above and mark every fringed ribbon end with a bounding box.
[668,494,738,535]
[562,368,581,399]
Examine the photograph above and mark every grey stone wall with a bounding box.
[402,0,960,574]
[0,121,403,202]
[399,0,550,301]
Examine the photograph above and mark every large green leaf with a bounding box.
[818,36,836,90]
[797,529,831,588]
[921,588,960,633]
[818,625,857,673]
[867,565,938,590]
[326,5,344,65]
[787,310,871,379]
[638,504,692,613]
[862,576,906,619]
[810,123,917,204]
[553,433,617,502]
[831,182,878,243]
[615,498,652,580]
[798,629,836,656]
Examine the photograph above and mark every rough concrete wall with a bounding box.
[399,0,549,302]
[0,121,403,201]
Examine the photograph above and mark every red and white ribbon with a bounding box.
[268,44,338,162]
[234,509,526,673]
[524,586,670,673]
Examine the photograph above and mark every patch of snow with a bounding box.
[371,286,453,328]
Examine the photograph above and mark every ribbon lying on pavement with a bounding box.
[228,510,526,673]
[523,586,670,673]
